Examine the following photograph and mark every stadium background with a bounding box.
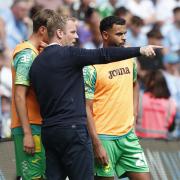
[0,0,180,179]
[1,139,180,179]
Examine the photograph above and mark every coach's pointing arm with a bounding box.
[69,45,162,67]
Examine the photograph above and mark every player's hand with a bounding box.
[38,41,48,53]
[93,143,109,166]
[140,45,163,57]
[23,134,35,155]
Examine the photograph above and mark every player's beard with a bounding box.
[115,42,125,47]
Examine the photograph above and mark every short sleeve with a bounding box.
[13,49,37,86]
[133,59,137,82]
[83,66,97,99]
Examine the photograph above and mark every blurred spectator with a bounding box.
[96,0,126,7]
[77,21,92,46]
[0,67,12,97]
[0,0,13,9]
[136,70,176,139]
[155,0,177,25]
[0,66,11,138]
[124,0,156,25]
[72,0,96,20]
[82,28,102,49]
[127,15,148,46]
[56,6,72,16]
[29,4,43,19]
[0,16,12,108]
[0,96,11,138]
[62,0,75,6]
[147,26,164,46]
[0,102,1,139]
[0,18,7,55]
[163,7,180,52]
[56,0,75,17]
[97,0,117,18]
[0,0,30,50]
[35,0,62,10]
[163,51,180,76]
[114,6,132,27]
[138,27,164,70]
[0,30,12,138]
[163,52,180,139]
[82,8,102,48]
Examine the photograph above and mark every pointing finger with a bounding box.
[149,45,163,49]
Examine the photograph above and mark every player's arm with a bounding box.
[13,49,35,155]
[70,45,162,67]
[83,66,108,166]
[15,85,35,155]
[133,60,139,121]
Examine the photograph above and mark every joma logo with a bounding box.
[109,67,130,79]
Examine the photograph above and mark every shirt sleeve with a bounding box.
[13,49,37,86]
[133,59,137,82]
[83,66,97,100]
[68,46,141,67]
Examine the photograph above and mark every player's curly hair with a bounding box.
[100,16,126,34]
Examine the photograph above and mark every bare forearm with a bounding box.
[86,102,101,146]
[86,100,109,165]
[87,113,100,146]
[15,94,31,135]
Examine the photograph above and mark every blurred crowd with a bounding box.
[0,0,179,140]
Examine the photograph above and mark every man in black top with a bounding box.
[30,14,161,180]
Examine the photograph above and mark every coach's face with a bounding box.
[63,20,78,46]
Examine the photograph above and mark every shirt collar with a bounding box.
[47,42,61,47]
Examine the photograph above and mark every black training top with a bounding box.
[30,45,140,127]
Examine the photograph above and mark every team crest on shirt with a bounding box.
[103,164,111,173]
[108,67,130,79]
[21,54,31,63]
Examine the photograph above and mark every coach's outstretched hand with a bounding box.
[140,45,163,57]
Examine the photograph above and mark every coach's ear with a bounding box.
[56,29,64,40]
[101,31,109,41]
